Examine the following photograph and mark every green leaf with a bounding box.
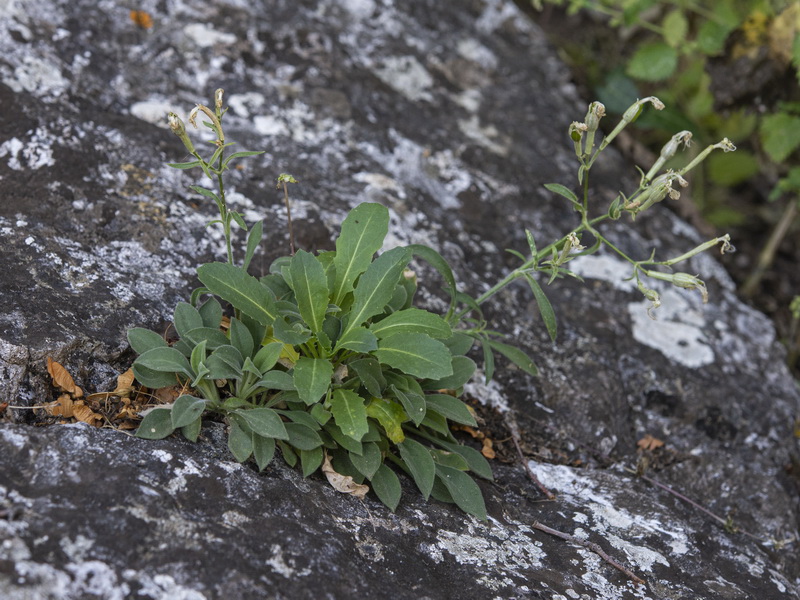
[277,409,322,430]
[697,19,733,55]
[407,244,458,316]
[197,297,223,329]
[197,262,278,326]
[190,340,207,378]
[253,435,276,471]
[331,389,369,441]
[167,160,202,169]
[228,419,253,462]
[127,328,167,355]
[323,422,364,455]
[311,404,332,426]
[293,357,334,405]
[285,422,324,450]
[421,410,452,437]
[135,408,174,439]
[348,357,386,397]
[278,440,298,467]
[132,364,179,389]
[243,219,263,271]
[760,113,800,163]
[183,327,230,350]
[171,395,206,429]
[256,370,295,391]
[626,42,678,82]
[136,347,192,377]
[662,9,688,49]
[344,246,411,334]
[390,384,426,426]
[431,448,470,470]
[375,333,453,380]
[398,438,436,500]
[221,150,266,170]
[370,464,401,512]
[438,441,494,481]
[253,342,284,373]
[543,183,580,208]
[425,394,477,427]
[487,340,539,377]
[369,308,452,339]
[336,327,378,353]
[230,318,255,360]
[422,356,476,390]
[272,316,311,345]
[205,345,244,379]
[524,273,557,342]
[435,465,486,520]
[181,417,202,443]
[300,446,324,477]
[233,408,289,440]
[442,333,474,356]
[482,338,495,383]
[173,302,204,338]
[350,442,382,479]
[366,398,407,444]
[289,250,329,333]
[332,202,390,305]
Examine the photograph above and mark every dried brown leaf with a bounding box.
[73,403,102,427]
[113,368,136,397]
[46,394,75,418]
[321,453,369,499]
[46,357,83,398]
[637,434,665,452]
[481,438,496,459]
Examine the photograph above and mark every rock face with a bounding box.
[0,0,798,599]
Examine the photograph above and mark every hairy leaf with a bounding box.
[173,302,204,338]
[331,389,369,441]
[398,438,436,499]
[171,395,206,429]
[205,345,244,379]
[524,273,557,342]
[289,250,329,333]
[487,339,539,377]
[435,465,487,520]
[366,398,407,444]
[422,355,476,390]
[369,307,451,339]
[253,435,276,471]
[127,328,167,355]
[228,419,253,462]
[375,333,453,380]
[293,357,334,405]
[350,442,382,479]
[229,318,254,360]
[348,357,386,397]
[336,326,378,353]
[390,384,426,426]
[344,246,411,334]
[136,347,193,378]
[135,408,174,439]
[370,464,401,512]
[425,394,477,427]
[285,422,324,450]
[233,407,288,440]
[332,202,390,305]
[197,262,278,326]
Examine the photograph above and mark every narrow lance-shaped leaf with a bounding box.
[407,244,458,317]
[487,339,539,377]
[197,262,278,326]
[332,203,390,305]
[375,332,453,380]
[243,220,263,271]
[369,307,452,339]
[523,273,557,342]
[289,250,329,333]
[398,438,436,500]
[543,183,581,209]
[435,464,487,521]
[343,246,411,336]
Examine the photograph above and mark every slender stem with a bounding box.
[741,197,797,298]
[282,182,296,255]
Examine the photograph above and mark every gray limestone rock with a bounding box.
[0,0,798,598]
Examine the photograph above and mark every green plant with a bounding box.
[531,0,799,296]
[129,91,732,520]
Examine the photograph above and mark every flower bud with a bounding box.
[671,272,708,303]
[645,131,693,182]
[167,112,196,154]
[215,88,224,113]
[622,96,664,124]
[638,279,661,319]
